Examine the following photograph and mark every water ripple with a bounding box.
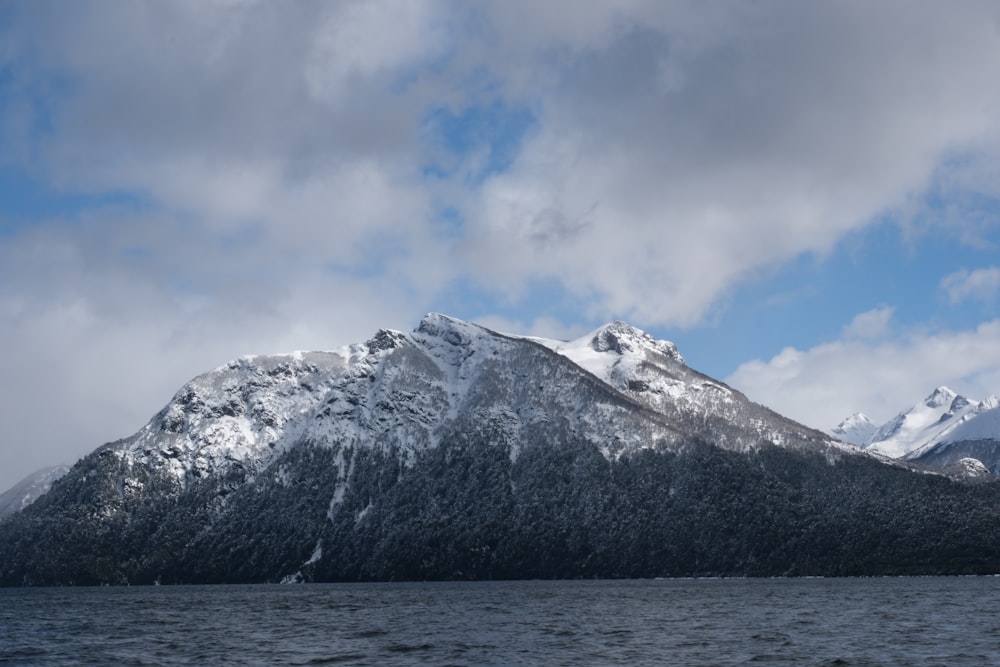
[2,578,1000,666]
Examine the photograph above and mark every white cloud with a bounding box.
[727,314,1000,431]
[942,267,1000,304]
[842,306,894,340]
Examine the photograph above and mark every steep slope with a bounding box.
[533,321,836,453]
[3,314,1000,585]
[0,466,69,517]
[939,396,1000,442]
[125,350,348,482]
[298,315,685,464]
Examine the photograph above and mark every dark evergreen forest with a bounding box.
[3,434,999,586]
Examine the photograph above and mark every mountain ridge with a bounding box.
[105,313,842,488]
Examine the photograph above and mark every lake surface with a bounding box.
[2,577,999,666]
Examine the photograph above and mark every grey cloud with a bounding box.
[460,1,1000,324]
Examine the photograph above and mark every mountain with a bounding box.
[101,315,840,487]
[829,413,876,446]
[905,396,1000,474]
[862,387,983,458]
[3,314,1000,585]
[831,388,1000,474]
[0,466,69,517]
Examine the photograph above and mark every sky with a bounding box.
[2,0,1000,491]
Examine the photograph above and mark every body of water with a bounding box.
[2,577,998,666]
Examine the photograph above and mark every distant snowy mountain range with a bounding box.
[830,387,1000,474]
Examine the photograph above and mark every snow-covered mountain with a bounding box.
[905,395,1000,473]
[934,395,1000,444]
[829,412,876,446]
[5,314,1000,585]
[0,466,69,517]
[863,387,981,458]
[830,387,1000,474]
[125,349,348,482]
[532,320,841,453]
[115,314,839,487]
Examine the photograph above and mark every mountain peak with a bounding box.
[366,328,408,353]
[590,321,645,353]
[588,320,684,364]
[418,312,463,328]
[925,386,958,407]
[829,412,876,446]
[864,386,980,458]
[415,312,490,343]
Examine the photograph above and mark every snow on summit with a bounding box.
[829,385,1000,475]
[106,313,839,487]
[531,321,685,380]
[863,387,981,458]
[127,350,347,481]
[828,412,877,446]
[938,395,1000,444]
[518,319,832,453]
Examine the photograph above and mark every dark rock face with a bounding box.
[2,315,1000,586]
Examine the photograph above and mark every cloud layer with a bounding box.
[943,267,1000,304]
[461,1,1000,323]
[2,1,1000,486]
[728,309,1000,430]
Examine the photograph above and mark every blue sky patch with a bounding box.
[421,101,536,183]
[0,166,150,231]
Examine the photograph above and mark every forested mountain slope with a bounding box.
[2,315,999,585]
